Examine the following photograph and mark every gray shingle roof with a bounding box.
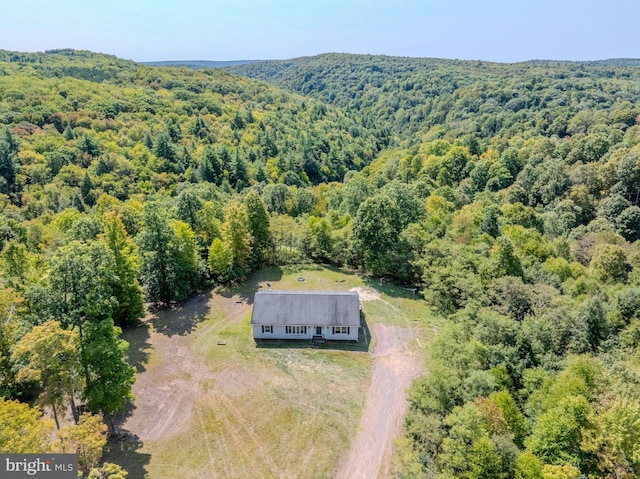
[250,291,360,327]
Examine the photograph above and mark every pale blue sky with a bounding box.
[1,0,637,62]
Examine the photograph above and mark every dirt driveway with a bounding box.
[335,323,423,479]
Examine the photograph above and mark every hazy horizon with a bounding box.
[2,0,639,64]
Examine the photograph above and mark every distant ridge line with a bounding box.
[141,59,266,69]
[142,55,640,69]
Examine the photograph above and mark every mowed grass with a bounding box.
[113,265,436,479]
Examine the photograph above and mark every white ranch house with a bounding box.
[251,291,360,341]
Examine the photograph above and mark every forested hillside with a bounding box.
[2,49,640,478]
[232,54,640,478]
[229,53,640,146]
[0,49,380,476]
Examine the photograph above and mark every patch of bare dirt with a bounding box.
[350,286,381,302]
[120,290,258,443]
[123,332,207,441]
[335,324,424,479]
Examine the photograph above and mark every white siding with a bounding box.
[252,324,358,341]
[325,326,358,341]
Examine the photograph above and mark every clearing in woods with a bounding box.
[104,265,435,479]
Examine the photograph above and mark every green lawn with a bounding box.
[108,265,436,479]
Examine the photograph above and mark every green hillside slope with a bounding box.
[0,49,379,196]
[2,50,640,479]
[229,53,640,145]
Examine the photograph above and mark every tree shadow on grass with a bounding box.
[254,311,371,352]
[103,403,151,478]
[148,290,211,337]
[121,321,153,373]
[218,266,284,305]
[362,275,422,300]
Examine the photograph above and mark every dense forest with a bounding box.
[2,49,640,478]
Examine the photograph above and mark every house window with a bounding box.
[261,325,272,333]
[333,326,349,334]
[285,326,306,335]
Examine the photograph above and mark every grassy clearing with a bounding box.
[109,265,436,479]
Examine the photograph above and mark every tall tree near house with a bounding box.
[169,219,200,299]
[48,241,117,330]
[208,238,232,282]
[307,216,334,262]
[222,202,252,277]
[352,194,403,275]
[137,202,199,303]
[136,203,175,304]
[47,241,134,427]
[245,190,272,267]
[82,319,134,433]
[99,212,145,327]
[12,321,82,429]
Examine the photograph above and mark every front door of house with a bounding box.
[316,326,322,335]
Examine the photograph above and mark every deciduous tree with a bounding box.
[12,321,81,429]
[53,413,107,475]
[100,213,144,327]
[245,191,272,266]
[0,398,53,453]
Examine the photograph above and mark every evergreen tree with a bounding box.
[191,116,209,138]
[142,132,153,149]
[0,140,17,194]
[79,134,100,158]
[152,132,176,162]
[199,146,223,184]
[63,125,75,140]
[230,147,248,190]
[72,190,85,212]
[81,173,96,207]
